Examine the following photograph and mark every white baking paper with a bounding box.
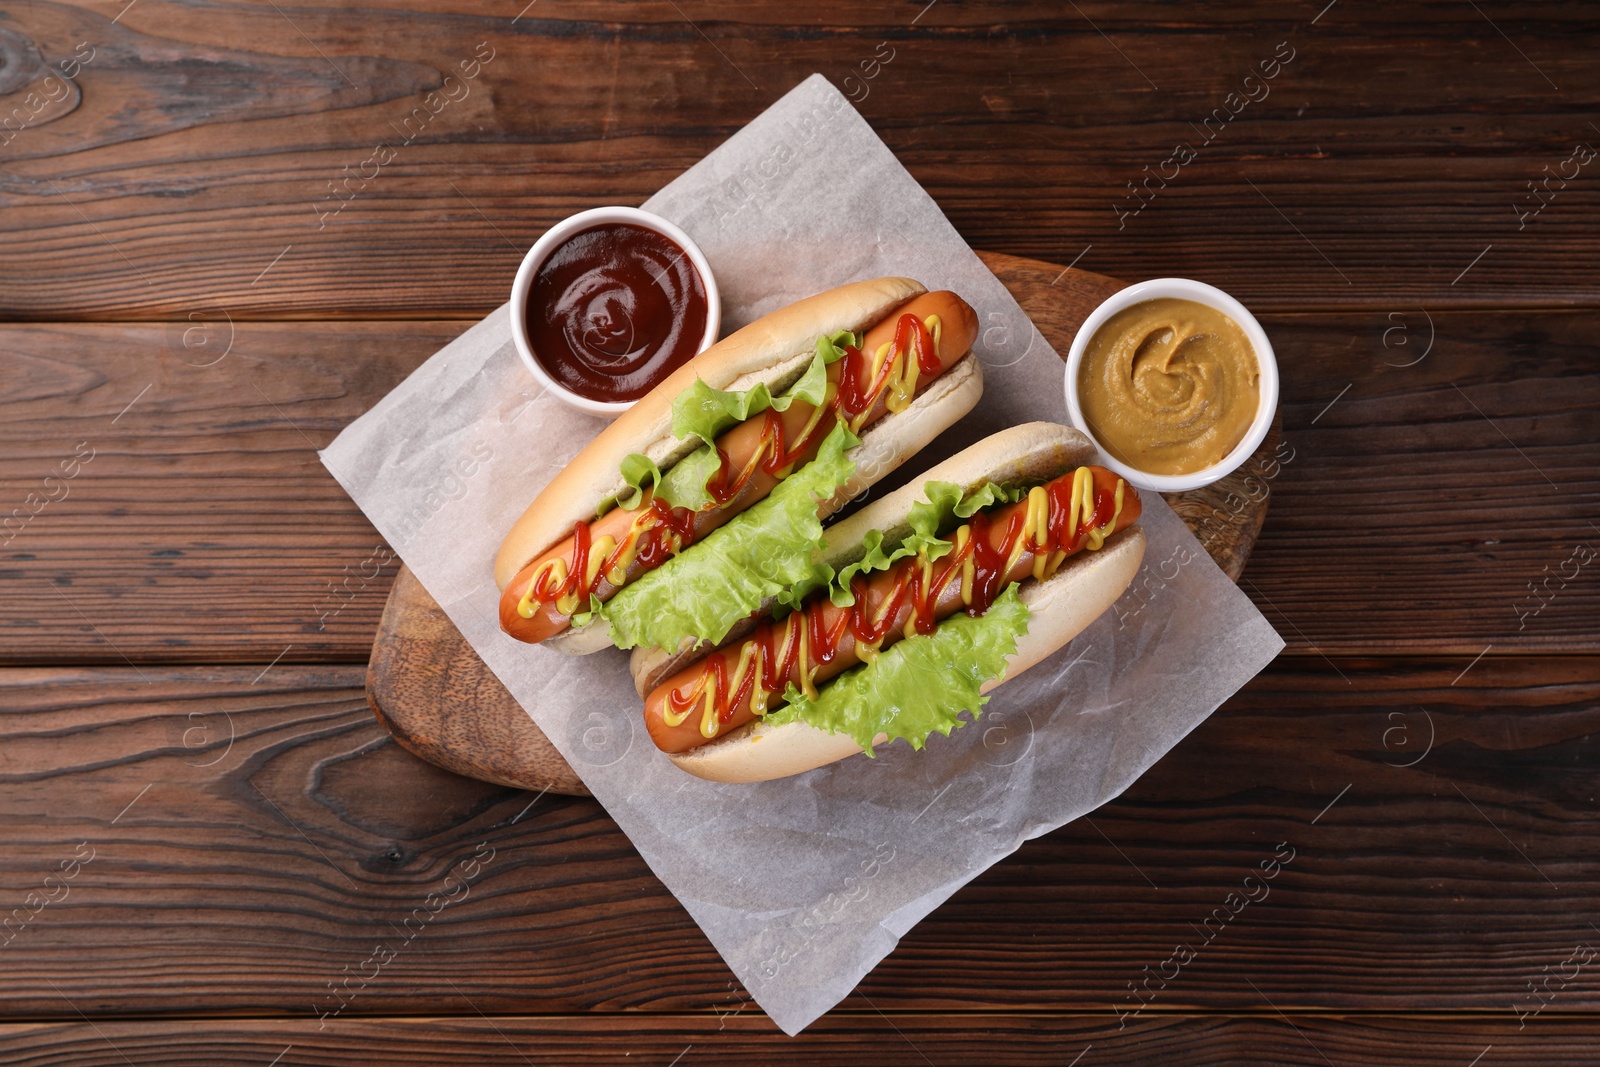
[321,74,1283,1035]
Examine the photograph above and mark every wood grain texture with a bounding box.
[1,2,1598,318]
[369,565,589,796]
[3,302,1593,664]
[0,1014,1595,1067]
[2,658,1595,1017]
[0,318,466,662]
[2,0,1595,1055]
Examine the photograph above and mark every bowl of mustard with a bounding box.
[1064,278,1278,492]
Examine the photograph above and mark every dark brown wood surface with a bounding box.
[3,1,1599,316]
[370,565,590,795]
[2,1,1597,1062]
[366,256,1283,797]
[3,310,1594,664]
[1,659,1596,1017]
[2,1015,1598,1067]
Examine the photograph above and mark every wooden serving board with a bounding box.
[366,252,1281,796]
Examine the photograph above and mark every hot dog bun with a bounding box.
[632,421,1098,695]
[640,422,1147,783]
[497,277,984,654]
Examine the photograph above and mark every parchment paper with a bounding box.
[321,74,1283,1035]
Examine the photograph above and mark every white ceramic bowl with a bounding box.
[510,206,720,418]
[1063,278,1278,493]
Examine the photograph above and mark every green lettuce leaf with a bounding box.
[767,583,1032,756]
[670,329,856,446]
[824,480,1029,607]
[614,330,859,513]
[612,446,727,514]
[614,454,662,512]
[653,447,724,512]
[598,420,859,650]
[906,479,1029,541]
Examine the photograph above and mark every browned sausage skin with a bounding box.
[500,291,980,644]
[645,465,1139,753]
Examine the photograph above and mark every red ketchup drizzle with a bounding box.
[836,312,941,416]
[535,314,940,617]
[703,409,797,507]
[1044,475,1115,552]
[533,497,695,606]
[668,467,1125,735]
[704,314,938,508]
[532,518,588,601]
[633,497,696,568]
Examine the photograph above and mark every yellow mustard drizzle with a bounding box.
[847,314,941,432]
[1001,485,1044,581]
[662,465,1132,742]
[517,557,567,619]
[797,616,818,700]
[850,341,896,434]
[605,533,640,586]
[904,554,935,639]
[956,526,976,607]
[717,641,763,737]
[1025,485,1051,582]
[752,612,799,717]
[517,506,663,619]
[889,314,943,416]
[662,667,712,732]
[784,380,836,472]
[883,342,913,414]
[1085,477,1126,551]
[569,535,616,614]
[1066,467,1092,541]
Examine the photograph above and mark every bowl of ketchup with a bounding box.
[510,206,720,417]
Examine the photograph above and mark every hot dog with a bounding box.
[633,423,1147,783]
[496,278,984,655]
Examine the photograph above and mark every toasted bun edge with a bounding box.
[624,356,985,681]
[629,419,1095,690]
[666,523,1146,783]
[495,277,929,590]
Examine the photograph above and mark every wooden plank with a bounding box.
[0,658,1595,1016]
[0,1013,1594,1066]
[0,320,465,663]
[3,303,1594,664]
[1244,310,1600,655]
[1,2,1597,317]
[369,565,590,796]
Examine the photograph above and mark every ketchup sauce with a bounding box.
[661,466,1135,742]
[525,223,708,402]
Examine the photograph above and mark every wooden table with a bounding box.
[2,3,1596,1063]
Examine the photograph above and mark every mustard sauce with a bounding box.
[1078,298,1260,476]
